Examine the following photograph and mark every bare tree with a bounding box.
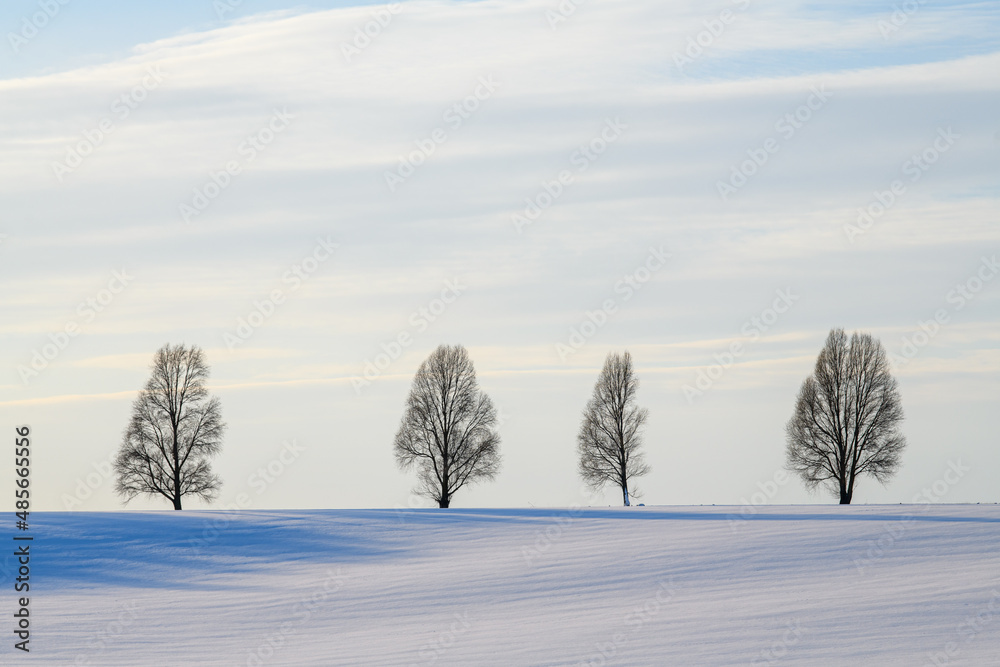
[114,344,225,510]
[786,329,906,504]
[578,351,650,506]
[394,345,501,508]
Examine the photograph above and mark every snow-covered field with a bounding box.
[19,505,1000,665]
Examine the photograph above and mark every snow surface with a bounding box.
[15,505,1000,665]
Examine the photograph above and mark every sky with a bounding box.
[1,0,998,511]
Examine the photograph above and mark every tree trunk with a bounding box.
[439,469,450,508]
[838,475,852,504]
[621,457,629,506]
[172,431,182,511]
[173,478,182,509]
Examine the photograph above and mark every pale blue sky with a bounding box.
[1,0,998,511]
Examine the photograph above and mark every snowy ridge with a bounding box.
[20,505,1000,665]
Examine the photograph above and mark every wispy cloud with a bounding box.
[1,0,996,508]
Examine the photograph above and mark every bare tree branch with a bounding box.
[577,350,650,506]
[786,329,906,504]
[394,345,501,508]
[113,344,225,510]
